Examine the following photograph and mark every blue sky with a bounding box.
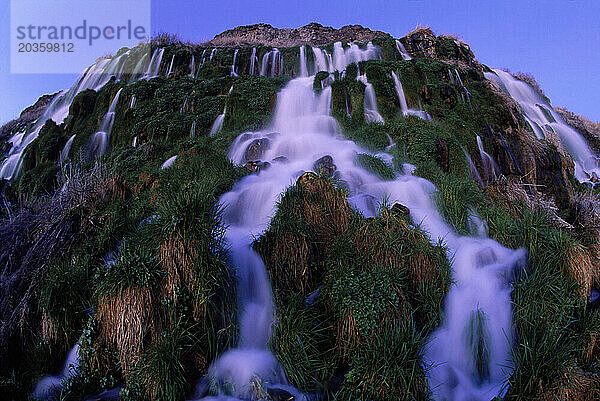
[1,0,599,124]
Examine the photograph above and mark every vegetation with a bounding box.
[1,27,599,401]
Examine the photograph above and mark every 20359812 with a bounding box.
[18,42,74,52]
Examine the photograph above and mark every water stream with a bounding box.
[200,47,526,401]
[485,68,600,183]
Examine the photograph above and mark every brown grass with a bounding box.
[97,286,162,375]
[535,367,600,401]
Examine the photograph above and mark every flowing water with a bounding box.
[200,45,525,401]
[485,68,600,183]
[395,39,412,60]
[249,48,257,75]
[357,75,385,123]
[87,88,123,159]
[231,49,239,76]
[391,71,432,120]
[477,135,500,183]
[31,342,81,399]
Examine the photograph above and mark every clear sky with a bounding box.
[1,0,599,125]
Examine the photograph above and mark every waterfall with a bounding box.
[190,121,196,137]
[130,95,137,109]
[395,39,412,60]
[260,48,283,77]
[189,54,195,77]
[391,71,432,120]
[231,49,239,76]
[32,342,81,399]
[209,86,233,137]
[357,75,385,123]
[464,147,485,187]
[485,68,600,183]
[477,135,500,183]
[145,47,165,78]
[249,47,257,75]
[161,155,177,170]
[1,50,147,181]
[60,134,76,164]
[311,46,330,72]
[166,55,175,77]
[87,88,122,159]
[209,48,217,62]
[299,45,308,77]
[129,53,149,82]
[199,41,524,400]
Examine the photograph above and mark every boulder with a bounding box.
[244,138,270,162]
[244,160,271,173]
[313,155,336,177]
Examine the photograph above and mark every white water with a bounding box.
[60,134,76,164]
[167,55,175,77]
[87,88,122,159]
[299,45,308,77]
[310,42,379,75]
[210,48,217,62]
[395,39,412,60]
[260,48,282,77]
[200,44,525,401]
[391,71,432,120]
[249,48,257,75]
[357,75,385,123]
[190,54,196,77]
[32,342,81,399]
[191,121,196,138]
[485,68,600,182]
[209,86,233,137]
[161,155,178,170]
[231,49,239,76]
[1,46,165,181]
[477,136,500,183]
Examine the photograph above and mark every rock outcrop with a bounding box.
[556,107,600,153]
[0,93,58,143]
[204,22,390,47]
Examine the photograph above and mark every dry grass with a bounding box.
[97,286,162,376]
[534,367,600,401]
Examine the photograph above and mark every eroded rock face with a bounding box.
[205,22,390,47]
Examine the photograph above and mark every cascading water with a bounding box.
[391,71,432,120]
[485,68,600,183]
[260,48,282,77]
[190,54,196,77]
[357,75,385,123]
[1,46,164,181]
[395,39,412,60]
[231,49,239,76]
[161,155,178,169]
[209,86,233,137]
[299,45,308,77]
[210,48,217,62]
[477,135,500,183]
[191,121,196,137]
[249,48,257,75]
[60,134,76,164]
[200,44,525,401]
[167,55,176,77]
[31,342,81,399]
[87,88,123,159]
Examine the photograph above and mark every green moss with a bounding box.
[356,153,396,180]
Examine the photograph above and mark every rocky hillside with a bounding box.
[1,23,599,401]
[205,22,390,47]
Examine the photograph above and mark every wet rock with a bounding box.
[245,160,271,173]
[267,387,296,401]
[313,155,336,177]
[435,137,450,172]
[297,171,318,188]
[272,155,288,163]
[244,138,270,162]
[391,203,411,219]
